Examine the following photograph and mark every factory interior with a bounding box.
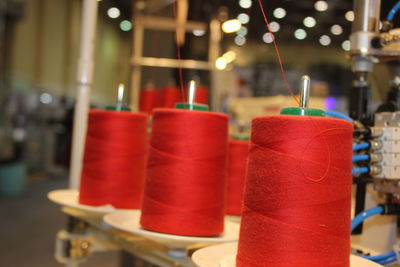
[3,0,400,266]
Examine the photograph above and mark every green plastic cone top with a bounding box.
[280,107,325,117]
[175,103,209,111]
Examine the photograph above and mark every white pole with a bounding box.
[69,0,98,190]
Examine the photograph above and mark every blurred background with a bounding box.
[0,0,398,266]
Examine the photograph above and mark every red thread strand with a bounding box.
[237,115,353,267]
[226,139,249,216]
[257,0,299,104]
[172,1,186,102]
[140,108,228,236]
[79,110,149,209]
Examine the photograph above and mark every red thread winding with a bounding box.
[79,110,149,209]
[160,86,181,108]
[195,86,209,105]
[139,88,160,114]
[140,108,228,236]
[226,139,249,216]
[237,115,353,267]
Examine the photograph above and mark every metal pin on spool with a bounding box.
[175,79,209,111]
[188,80,197,106]
[280,75,324,116]
[299,75,311,109]
[116,83,125,111]
[106,83,130,111]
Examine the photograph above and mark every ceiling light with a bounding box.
[120,20,132,31]
[269,21,280,32]
[193,29,206,36]
[273,8,287,19]
[237,26,248,36]
[314,1,328,12]
[342,40,351,51]
[319,35,331,46]
[239,0,252,9]
[303,17,316,28]
[262,32,274,43]
[345,11,354,22]
[222,51,237,63]
[216,57,228,70]
[294,29,307,40]
[222,19,241,33]
[40,93,52,104]
[234,35,246,46]
[330,24,343,35]
[237,13,250,24]
[107,7,120,19]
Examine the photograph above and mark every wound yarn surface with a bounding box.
[79,109,148,209]
[226,139,249,216]
[139,89,160,114]
[160,86,181,108]
[237,115,353,267]
[140,108,228,236]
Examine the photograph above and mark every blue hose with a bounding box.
[352,154,370,162]
[387,1,400,21]
[325,110,354,123]
[365,251,396,261]
[353,142,370,152]
[352,167,369,175]
[377,255,397,265]
[351,206,384,232]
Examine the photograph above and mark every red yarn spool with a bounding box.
[79,109,149,209]
[139,89,160,114]
[140,108,228,236]
[237,115,353,267]
[226,139,249,216]
[195,86,209,104]
[160,86,181,108]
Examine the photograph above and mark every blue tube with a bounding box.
[387,1,400,21]
[351,206,384,232]
[364,251,396,261]
[325,110,354,123]
[352,154,370,162]
[352,167,369,175]
[377,255,397,265]
[353,142,370,152]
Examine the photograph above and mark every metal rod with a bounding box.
[352,0,381,33]
[132,57,212,70]
[130,13,143,111]
[136,15,206,32]
[69,0,98,190]
[116,83,125,110]
[299,75,311,108]
[188,80,196,105]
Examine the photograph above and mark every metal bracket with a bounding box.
[55,230,92,264]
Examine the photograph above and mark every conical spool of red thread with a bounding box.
[160,86,181,108]
[236,115,353,267]
[139,88,160,114]
[140,108,228,236]
[183,86,209,105]
[226,139,249,216]
[196,86,209,104]
[79,109,149,209]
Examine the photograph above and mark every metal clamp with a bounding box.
[55,230,92,264]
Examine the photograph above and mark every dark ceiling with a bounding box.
[100,0,400,47]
